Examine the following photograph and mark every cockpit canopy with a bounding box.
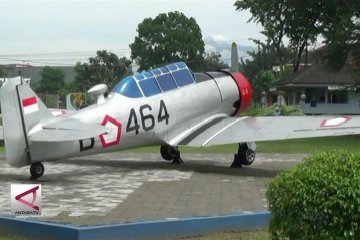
[113,62,195,98]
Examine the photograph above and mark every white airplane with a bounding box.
[2,44,360,179]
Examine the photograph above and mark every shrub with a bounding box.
[266,151,360,239]
[279,105,303,116]
[240,104,303,116]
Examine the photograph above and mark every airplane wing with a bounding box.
[172,115,360,147]
[29,118,112,142]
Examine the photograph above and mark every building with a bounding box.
[272,65,360,114]
[1,64,76,83]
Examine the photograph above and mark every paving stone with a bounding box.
[0,152,307,224]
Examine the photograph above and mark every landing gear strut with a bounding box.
[160,145,183,164]
[231,143,256,168]
[30,162,44,179]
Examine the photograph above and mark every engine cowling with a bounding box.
[230,72,253,114]
[203,71,253,116]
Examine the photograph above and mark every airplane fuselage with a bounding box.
[28,71,250,163]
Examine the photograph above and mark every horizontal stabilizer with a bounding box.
[29,118,112,142]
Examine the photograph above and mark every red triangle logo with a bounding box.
[15,185,40,211]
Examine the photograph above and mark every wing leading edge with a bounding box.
[173,115,360,147]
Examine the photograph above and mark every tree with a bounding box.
[0,66,8,78]
[130,11,205,71]
[284,0,322,71]
[240,41,293,102]
[75,50,132,92]
[235,0,288,73]
[235,0,360,71]
[320,0,360,69]
[37,66,65,93]
[235,0,322,72]
[204,52,229,71]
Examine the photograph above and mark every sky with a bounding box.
[0,0,264,66]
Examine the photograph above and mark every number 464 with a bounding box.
[126,100,169,135]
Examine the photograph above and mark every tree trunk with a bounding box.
[294,40,308,72]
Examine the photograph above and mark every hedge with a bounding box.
[266,151,360,239]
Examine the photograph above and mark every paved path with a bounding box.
[0,152,308,225]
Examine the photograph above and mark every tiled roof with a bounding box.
[274,65,359,87]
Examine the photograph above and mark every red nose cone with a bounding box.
[231,72,252,114]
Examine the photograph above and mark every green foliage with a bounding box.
[179,230,269,240]
[240,104,303,116]
[37,66,65,93]
[203,52,229,71]
[320,0,359,68]
[0,66,8,78]
[240,41,293,103]
[279,104,303,116]
[321,44,349,70]
[235,0,320,72]
[256,70,277,102]
[130,11,205,71]
[75,50,131,92]
[267,151,360,239]
[0,234,27,240]
[235,0,289,72]
[240,104,274,116]
[235,0,359,70]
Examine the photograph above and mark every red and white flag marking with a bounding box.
[320,116,351,127]
[22,96,39,114]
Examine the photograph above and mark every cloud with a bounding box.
[204,35,256,64]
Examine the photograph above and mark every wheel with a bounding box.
[160,145,177,161]
[30,162,45,179]
[238,143,256,166]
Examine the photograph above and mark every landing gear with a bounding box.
[30,162,44,179]
[160,145,183,164]
[231,143,256,168]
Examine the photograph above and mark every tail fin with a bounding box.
[0,77,53,167]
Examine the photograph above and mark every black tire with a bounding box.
[238,143,256,166]
[30,162,45,179]
[160,145,177,161]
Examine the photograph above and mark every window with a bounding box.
[138,77,161,97]
[157,74,177,91]
[134,73,145,81]
[150,68,162,76]
[176,62,187,69]
[112,61,193,98]
[113,76,143,98]
[159,67,169,74]
[167,64,178,71]
[328,90,348,103]
[143,71,153,78]
[305,88,326,103]
[172,69,194,87]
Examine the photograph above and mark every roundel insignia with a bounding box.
[99,115,122,148]
[320,116,351,127]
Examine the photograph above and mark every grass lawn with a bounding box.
[0,235,26,240]
[0,231,269,240]
[178,230,269,240]
[123,135,360,154]
[1,135,359,155]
